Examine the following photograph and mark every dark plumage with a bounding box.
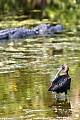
[48,64,71,94]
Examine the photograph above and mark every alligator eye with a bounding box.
[35,29,39,34]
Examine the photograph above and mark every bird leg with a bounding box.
[65,91,67,100]
[55,93,59,99]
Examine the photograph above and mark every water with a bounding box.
[0,33,80,119]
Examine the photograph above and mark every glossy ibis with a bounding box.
[48,64,71,95]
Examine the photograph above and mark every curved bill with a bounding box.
[55,67,63,78]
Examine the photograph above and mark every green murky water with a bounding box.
[0,31,80,120]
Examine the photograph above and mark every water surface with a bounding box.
[0,33,80,119]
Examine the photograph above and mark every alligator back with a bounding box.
[9,28,36,39]
[0,28,19,40]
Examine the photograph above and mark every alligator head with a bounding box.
[49,24,64,33]
[32,24,64,36]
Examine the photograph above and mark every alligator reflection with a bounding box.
[50,99,72,117]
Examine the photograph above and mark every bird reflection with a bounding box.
[49,99,72,118]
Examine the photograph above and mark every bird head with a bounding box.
[61,64,69,73]
[55,63,69,78]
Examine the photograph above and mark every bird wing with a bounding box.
[48,75,63,91]
[48,76,71,91]
[52,77,71,91]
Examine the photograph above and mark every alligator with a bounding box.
[0,24,64,40]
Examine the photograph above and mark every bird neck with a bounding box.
[65,70,68,75]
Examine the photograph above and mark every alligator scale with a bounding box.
[0,24,64,40]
